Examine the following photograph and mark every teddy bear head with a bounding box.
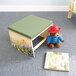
[48,25,61,37]
[50,31,60,37]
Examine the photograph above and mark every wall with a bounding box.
[0,0,69,6]
[0,0,70,11]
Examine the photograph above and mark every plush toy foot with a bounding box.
[49,44,54,49]
[56,43,61,48]
[45,42,49,45]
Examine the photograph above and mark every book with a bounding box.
[44,52,70,71]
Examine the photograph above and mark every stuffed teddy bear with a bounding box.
[45,25,64,49]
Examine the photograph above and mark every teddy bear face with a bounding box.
[50,31,60,37]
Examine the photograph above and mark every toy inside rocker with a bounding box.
[45,25,64,49]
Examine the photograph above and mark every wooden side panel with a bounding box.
[40,27,50,38]
[8,29,34,57]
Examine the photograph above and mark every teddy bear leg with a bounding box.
[56,43,61,48]
[49,44,54,49]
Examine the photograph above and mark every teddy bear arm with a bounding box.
[58,36,64,42]
[46,36,52,44]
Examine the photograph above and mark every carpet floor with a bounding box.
[0,12,76,76]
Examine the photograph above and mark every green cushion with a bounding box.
[8,15,53,39]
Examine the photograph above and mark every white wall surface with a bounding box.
[0,0,70,11]
[0,0,70,6]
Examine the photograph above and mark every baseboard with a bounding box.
[0,5,69,12]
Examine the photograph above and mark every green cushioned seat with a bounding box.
[8,15,53,39]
